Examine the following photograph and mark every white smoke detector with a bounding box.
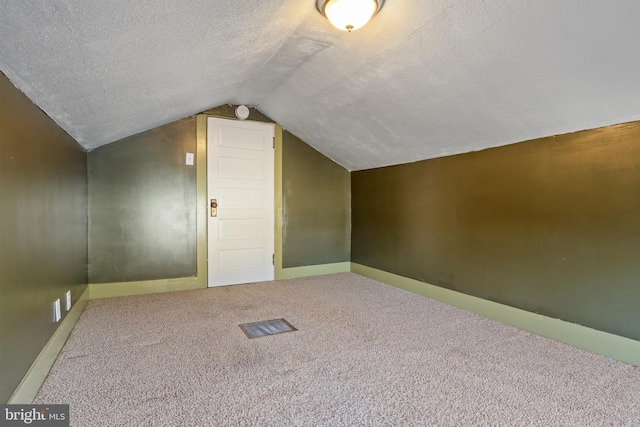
[235,105,250,120]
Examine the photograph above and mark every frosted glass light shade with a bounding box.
[319,0,382,32]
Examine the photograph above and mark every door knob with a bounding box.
[211,199,218,217]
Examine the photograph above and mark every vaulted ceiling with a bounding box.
[2,1,640,171]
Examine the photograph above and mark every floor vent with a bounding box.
[239,318,297,339]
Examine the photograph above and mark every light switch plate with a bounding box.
[186,152,194,165]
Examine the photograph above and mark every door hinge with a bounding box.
[272,254,275,265]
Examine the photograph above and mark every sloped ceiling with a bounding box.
[2,1,640,171]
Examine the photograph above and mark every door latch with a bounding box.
[211,199,218,217]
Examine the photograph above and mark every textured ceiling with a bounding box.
[2,1,640,171]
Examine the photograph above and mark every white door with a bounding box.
[207,117,275,287]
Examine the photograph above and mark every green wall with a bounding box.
[282,131,351,267]
[88,105,347,282]
[0,73,88,403]
[88,118,197,283]
[352,122,640,341]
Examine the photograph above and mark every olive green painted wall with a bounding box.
[88,118,197,283]
[352,122,640,341]
[88,105,344,281]
[0,73,88,403]
[282,131,351,267]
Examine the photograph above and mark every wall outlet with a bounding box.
[186,152,194,165]
[53,299,61,322]
[65,290,72,311]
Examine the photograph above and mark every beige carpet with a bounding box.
[35,273,640,426]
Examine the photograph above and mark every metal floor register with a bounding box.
[239,319,297,339]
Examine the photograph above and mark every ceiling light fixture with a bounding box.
[316,0,385,32]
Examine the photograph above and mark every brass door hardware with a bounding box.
[211,199,218,217]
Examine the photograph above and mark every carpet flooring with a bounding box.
[34,273,640,426]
